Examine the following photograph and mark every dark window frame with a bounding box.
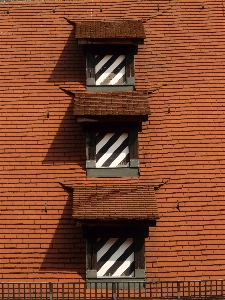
[86,226,148,282]
[85,127,139,178]
[85,45,136,92]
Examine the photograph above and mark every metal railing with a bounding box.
[0,280,225,300]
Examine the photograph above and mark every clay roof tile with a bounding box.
[72,184,159,221]
[75,20,145,39]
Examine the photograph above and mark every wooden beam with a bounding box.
[76,116,148,122]
[77,38,144,45]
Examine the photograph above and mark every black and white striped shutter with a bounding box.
[96,238,135,277]
[96,133,130,168]
[95,55,126,85]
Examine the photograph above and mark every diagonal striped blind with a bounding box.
[95,54,126,85]
[96,133,129,168]
[97,238,135,277]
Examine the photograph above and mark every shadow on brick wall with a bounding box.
[40,191,86,279]
[48,28,86,86]
[42,98,86,170]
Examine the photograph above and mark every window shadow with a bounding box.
[42,98,86,171]
[48,27,86,87]
[40,191,86,279]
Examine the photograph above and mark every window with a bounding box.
[95,238,134,278]
[85,123,139,177]
[95,54,126,86]
[84,226,146,282]
[95,133,129,168]
[85,45,136,92]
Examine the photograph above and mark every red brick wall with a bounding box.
[1,0,225,281]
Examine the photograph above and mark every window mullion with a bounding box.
[86,133,96,168]
[86,52,95,85]
[126,52,135,85]
[129,130,139,168]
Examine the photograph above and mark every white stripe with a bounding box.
[96,55,125,85]
[109,66,126,85]
[95,55,113,73]
[112,252,134,277]
[96,133,114,154]
[109,145,129,168]
[97,239,133,278]
[96,134,128,168]
[97,238,118,262]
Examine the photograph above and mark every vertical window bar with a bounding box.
[177,281,180,300]
[84,282,86,300]
[40,283,42,300]
[30,283,32,300]
[112,282,116,300]
[95,282,97,299]
[222,280,224,297]
[105,282,108,299]
[62,283,64,300]
[35,283,37,300]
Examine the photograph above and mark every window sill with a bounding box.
[86,85,135,92]
[86,168,139,178]
[86,269,145,283]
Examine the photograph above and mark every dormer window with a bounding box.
[95,54,126,86]
[85,45,136,91]
[73,91,150,178]
[86,128,139,177]
[75,20,145,91]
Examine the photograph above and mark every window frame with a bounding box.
[85,126,139,178]
[85,226,146,282]
[85,45,136,92]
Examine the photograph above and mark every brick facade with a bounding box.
[1,0,225,281]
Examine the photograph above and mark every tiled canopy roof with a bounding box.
[73,91,150,116]
[75,20,145,40]
[72,184,159,221]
